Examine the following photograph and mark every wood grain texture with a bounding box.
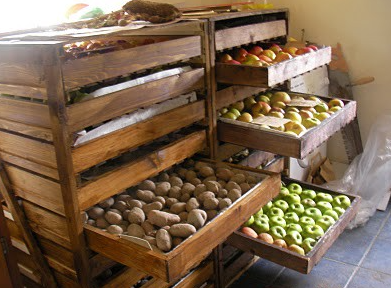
[89,254,117,278]
[78,130,207,210]
[72,100,206,173]
[62,36,202,89]
[215,86,267,110]
[67,68,205,132]
[101,267,147,288]
[0,83,47,100]
[0,118,52,142]
[173,260,213,288]
[215,62,269,87]
[215,20,286,51]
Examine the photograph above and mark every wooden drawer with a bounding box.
[226,177,361,274]
[217,92,356,159]
[84,162,280,283]
[216,47,331,87]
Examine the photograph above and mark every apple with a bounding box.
[332,195,351,209]
[218,53,233,63]
[226,59,241,65]
[316,201,333,214]
[262,201,273,213]
[316,215,336,231]
[284,122,306,136]
[267,207,285,218]
[308,96,321,102]
[307,45,319,51]
[333,207,346,217]
[229,108,241,117]
[219,107,228,115]
[288,203,305,216]
[244,96,257,110]
[329,106,342,114]
[273,239,288,249]
[270,107,285,114]
[299,216,316,227]
[273,200,289,212]
[241,226,258,238]
[269,216,287,228]
[295,47,314,55]
[315,112,330,121]
[252,218,270,234]
[270,91,291,105]
[302,224,325,240]
[302,237,317,253]
[287,183,303,195]
[261,49,276,60]
[256,214,269,222]
[242,53,261,65]
[288,244,305,255]
[274,51,292,63]
[324,209,339,221]
[285,131,299,137]
[284,111,302,123]
[221,112,237,120]
[244,215,255,227]
[267,111,284,119]
[283,193,301,205]
[285,106,300,113]
[258,54,273,63]
[284,212,300,224]
[301,189,317,200]
[314,102,329,113]
[299,109,314,120]
[328,98,344,109]
[301,198,317,209]
[277,186,290,200]
[314,192,333,203]
[304,207,323,221]
[271,125,285,132]
[272,101,287,110]
[248,45,263,56]
[252,101,271,116]
[286,223,303,233]
[237,112,253,123]
[282,46,298,56]
[258,232,274,244]
[302,117,321,129]
[269,226,287,240]
[302,106,318,114]
[270,44,282,54]
[233,48,248,62]
[256,95,271,104]
[230,101,245,112]
[284,230,303,246]
[254,208,263,218]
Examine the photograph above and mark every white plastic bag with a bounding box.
[323,114,391,228]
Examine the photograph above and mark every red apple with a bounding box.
[261,49,276,60]
[248,45,263,56]
[282,46,298,56]
[258,54,273,63]
[299,109,314,120]
[328,98,345,109]
[252,101,271,116]
[226,59,241,65]
[234,48,248,62]
[272,101,287,110]
[270,91,291,105]
[218,53,233,63]
[296,47,314,55]
[270,44,282,54]
[307,45,318,51]
[274,51,293,63]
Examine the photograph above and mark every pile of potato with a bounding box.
[84,160,260,252]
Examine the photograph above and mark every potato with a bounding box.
[99,197,114,209]
[138,180,156,191]
[203,176,217,183]
[198,191,215,203]
[186,198,200,212]
[143,235,157,246]
[176,167,188,179]
[172,237,183,247]
[219,198,232,210]
[194,161,210,171]
[169,224,196,238]
[217,189,228,198]
[122,209,131,220]
[178,211,188,222]
[230,174,246,184]
[194,184,207,198]
[205,181,220,194]
[127,224,145,238]
[155,182,171,196]
[142,201,163,215]
[180,193,190,202]
[225,181,242,192]
[169,176,183,188]
[170,202,186,214]
[105,211,122,225]
[96,217,110,229]
[87,219,96,226]
[217,180,226,189]
[227,189,242,202]
[158,172,170,182]
[216,168,234,181]
[183,159,195,168]
[203,198,219,210]
[166,198,179,208]
[127,207,145,225]
[112,201,128,212]
[187,209,207,229]
[108,209,121,215]
[116,194,132,202]
[87,207,105,220]
[156,229,172,252]
[206,210,218,221]
[126,199,143,209]
[136,190,155,203]
[190,178,202,186]
[240,183,251,193]
[141,221,155,235]
[185,170,197,182]
[153,196,166,206]
[246,175,258,184]
[199,166,215,178]
[181,183,195,195]
[148,210,181,227]
[168,187,182,199]
[107,225,123,235]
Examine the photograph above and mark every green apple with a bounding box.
[314,102,329,113]
[229,108,241,117]
[287,183,302,195]
[314,192,333,203]
[262,201,273,213]
[273,199,289,212]
[333,207,346,217]
[244,215,255,227]
[269,226,286,240]
[256,95,271,104]
[304,207,323,221]
[324,209,339,221]
[252,218,270,234]
[284,230,303,246]
[221,112,237,120]
[299,216,316,227]
[286,223,303,233]
[256,214,269,222]
[302,224,325,240]
[302,117,321,129]
[284,212,300,224]
[301,189,317,200]
[316,201,333,214]
[288,203,305,216]
[267,207,285,218]
[301,198,317,209]
[315,112,330,121]
[254,208,263,218]
[269,216,286,228]
[316,215,336,231]
[283,193,301,205]
[302,238,317,253]
[276,187,290,200]
[288,244,305,255]
[332,195,351,209]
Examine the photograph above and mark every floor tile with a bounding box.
[228,274,269,288]
[347,267,391,288]
[361,238,391,275]
[245,258,285,283]
[270,258,356,288]
[378,214,391,241]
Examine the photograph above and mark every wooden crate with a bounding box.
[226,177,361,274]
[217,92,357,159]
[84,161,280,283]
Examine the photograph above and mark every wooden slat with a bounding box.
[5,164,64,215]
[215,86,267,110]
[0,118,52,142]
[0,83,47,100]
[72,100,206,173]
[78,130,207,210]
[141,278,171,288]
[89,254,117,278]
[215,20,287,51]
[53,271,81,288]
[173,261,213,288]
[62,36,202,89]
[67,68,205,132]
[38,237,75,272]
[0,97,51,128]
[223,252,255,287]
[0,130,57,169]
[101,268,147,288]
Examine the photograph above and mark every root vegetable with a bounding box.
[194,184,207,198]
[170,202,186,214]
[226,181,242,192]
[142,201,163,215]
[127,224,145,238]
[87,207,105,220]
[190,178,202,186]
[107,225,123,235]
[168,186,181,199]
[187,209,207,229]
[99,197,114,209]
[138,180,156,191]
[169,224,196,238]
[126,199,143,209]
[185,170,197,182]
[96,217,110,229]
[186,198,200,212]
[216,168,234,181]
[148,210,180,227]
[178,211,188,222]
[153,196,166,206]
[199,166,215,178]
[217,189,228,198]
[205,181,220,194]
[105,211,122,225]
[155,182,171,196]
[240,183,251,193]
[158,172,170,182]
[180,193,190,202]
[112,201,128,212]
[227,189,242,202]
[169,176,183,188]
[127,207,145,224]
[156,229,172,252]
[143,235,157,246]
[181,183,195,195]
[230,174,246,184]
[198,191,215,203]
[219,198,232,210]
[141,221,155,235]
[203,198,219,210]
[206,210,218,221]
[136,190,155,203]
[166,198,179,208]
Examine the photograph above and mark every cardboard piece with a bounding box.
[287,99,318,107]
[252,116,290,127]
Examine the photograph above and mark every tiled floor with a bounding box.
[229,202,391,288]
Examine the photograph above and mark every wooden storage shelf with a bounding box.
[226,177,361,274]
[217,93,357,159]
[215,47,332,87]
[84,162,280,283]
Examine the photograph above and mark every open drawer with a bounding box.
[84,161,280,283]
[215,47,331,87]
[217,92,357,159]
[226,177,361,274]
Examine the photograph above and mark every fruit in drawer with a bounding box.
[314,102,329,113]
[252,101,271,116]
[302,224,325,240]
[283,193,301,205]
[284,212,300,224]
[262,201,273,214]
[243,215,255,227]
[261,49,277,60]
[299,110,314,120]
[333,207,346,217]
[328,98,345,109]
[314,192,334,203]
[241,227,258,238]
[302,117,321,129]
[230,101,245,112]
[286,107,300,114]
[237,112,253,123]
[301,189,317,200]
[244,96,257,110]
[276,186,290,200]
[299,216,316,227]
[284,111,302,123]
[316,201,333,214]
[242,53,260,64]
[273,200,289,212]
[234,48,248,62]
[258,232,274,244]
[269,216,287,228]
[258,54,273,63]
[288,203,305,216]
[284,122,307,136]
[303,208,323,221]
[316,215,336,231]
[323,210,339,221]
[248,45,264,56]
[252,218,270,234]
[269,226,287,240]
[226,60,241,65]
[267,111,284,119]
[301,237,317,253]
[267,207,285,218]
[256,94,271,104]
[270,92,291,105]
[273,239,288,249]
[332,195,351,209]
[329,106,342,114]
[272,101,287,110]
[274,51,293,63]
[284,230,303,246]
[301,198,317,209]
[307,45,319,51]
[296,47,315,55]
[288,244,305,255]
[270,44,282,54]
[221,112,238,120]
[286,223,303,234]
[229,108,241,118]
[282,46,298,56]
[218,53,233,63]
